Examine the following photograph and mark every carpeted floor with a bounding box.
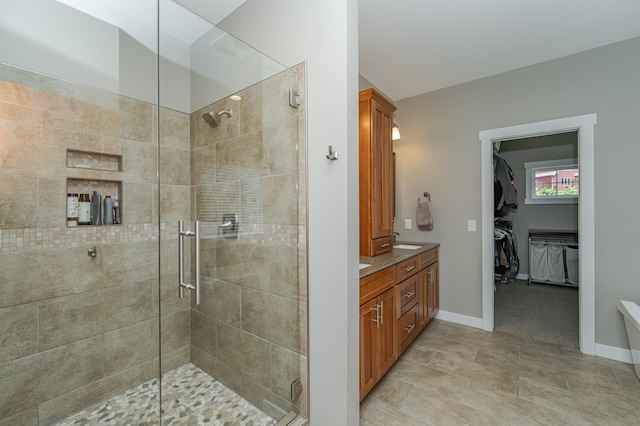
[494,279,579,348]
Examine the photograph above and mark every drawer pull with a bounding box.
[403,265,415,272]
[379,243,390,248]
[371,302,384,327]
[404,324,415,333]
[404,291,415,298]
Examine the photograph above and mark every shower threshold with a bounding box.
[53,363,275,426]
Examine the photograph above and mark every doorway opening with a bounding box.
[479,114,597,355]
[493,132,579,347]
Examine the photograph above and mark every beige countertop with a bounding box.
[359,242,440,279]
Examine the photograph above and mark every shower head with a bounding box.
[202,109,233,128]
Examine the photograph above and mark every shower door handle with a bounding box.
[178,220,201,305]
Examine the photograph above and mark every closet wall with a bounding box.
[498,132,578,277]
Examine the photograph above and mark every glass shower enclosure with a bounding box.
[0,0,307,424]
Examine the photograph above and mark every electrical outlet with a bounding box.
[404,219,412,229]
[467,220,476,232]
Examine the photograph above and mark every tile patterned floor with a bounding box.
[360,319,640,425]
[53,363,275,426]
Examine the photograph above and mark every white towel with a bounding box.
[416,199,433,231]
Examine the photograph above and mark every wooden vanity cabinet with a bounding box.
[418,249,439,330]
[359,267,397,401]
[359,88,396,257]
[360,246,439,400]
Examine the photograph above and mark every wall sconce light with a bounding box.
[392,123,401,141]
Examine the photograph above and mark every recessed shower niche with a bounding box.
[66,149,123,227]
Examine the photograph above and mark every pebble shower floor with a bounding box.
[52,363,276,426]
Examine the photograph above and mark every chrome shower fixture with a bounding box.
[202,109,232,128]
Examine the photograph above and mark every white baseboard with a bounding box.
[436,312,634,365]
[595,343,633,364]
[435,310,483,329]
[516,273,528,281]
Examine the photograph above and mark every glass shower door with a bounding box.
[157,0,307,423]
[0,1,165,424]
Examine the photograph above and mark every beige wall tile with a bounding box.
[298,300,308,357]
[242,288,299,352]
[154,345,190,375]
[155,273,190,316]
[160,184,190,224]
[0,248,104,309]
[37,177,66,227]
[160,147,190,186]
[194,181,241,223]
[216,323,270,387]
[268,119,298,175]
[238,71,297,136]
[0,121,57,178]
[122,141,157,184]
[215,131,267,182]
[190,144,216,186]
[0,78,39,105]
[190,145,216,185]
[269,246,298,299]
[263,174,297,225]
[38,361,154,425]
[161,310,190,354]
[0,303,37,364]
[121,182,154,224]
[102,241,158,287]
[216,241,268,291]
[0,407,38,426]
[0,175,38,228]
[159,108,190,150]
[0,336,103,420]
[191,309,217,356]
[199,237,218,278]
[39,281,154,350]
[270,345,303,402]
[103,319,158,375]
[52,127,104,153]
[196,277,241,327]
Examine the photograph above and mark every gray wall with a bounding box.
[499,132,579,276]
[394,36,640,349]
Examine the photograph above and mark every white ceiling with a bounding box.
[359,0,640,101]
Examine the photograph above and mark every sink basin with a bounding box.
[359,263,371,270]
[393,244,422,250]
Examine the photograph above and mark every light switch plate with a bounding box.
[404,219,412,229]
[467,220,476,232]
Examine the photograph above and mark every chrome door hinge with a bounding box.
[289,90,300,108]
[290,378,303,400]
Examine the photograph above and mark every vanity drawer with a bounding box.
[397,303,419,355]
[371,236,393,256]
[396,273,418,318]
[360,266,395,305]
[396,256,419,282]
[419,248,438,270]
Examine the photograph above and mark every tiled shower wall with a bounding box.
[0,62,307,424]
[189,63,308,419]
[0,63,192,425]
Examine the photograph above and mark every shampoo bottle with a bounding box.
[91,191,102,225]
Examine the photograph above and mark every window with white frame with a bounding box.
[524,158,578,204]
